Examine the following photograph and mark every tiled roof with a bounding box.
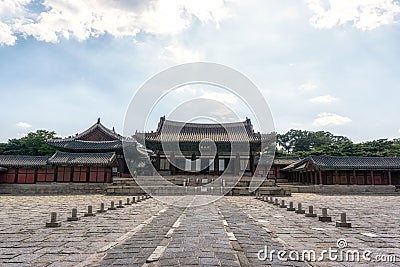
[48,152,116,166]
[283,155,400,171]
[273,157,300,165]
[136,117,263,143]
[46,139,122,152]
[74,119,122,140]
[0,155,49,168]
[254,157,299,166]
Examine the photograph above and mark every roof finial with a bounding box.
[97,117,100,124]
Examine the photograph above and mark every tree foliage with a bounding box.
[0,130,57,156]
[277,130,400,157]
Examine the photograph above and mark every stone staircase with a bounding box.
[107,175,292,196]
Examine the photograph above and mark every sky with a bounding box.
[0,0,400,143]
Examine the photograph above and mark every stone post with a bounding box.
[97,203,106,213]
[84,205,95,217]
[108,201,116,210]
[46,212,61,227]
[287,201,295,211]
[336,212,351,228]
[67,208,79,221]
[295,203,305,214]
[305,206,317,217]
[318,208,332,222]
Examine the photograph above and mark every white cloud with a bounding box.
[313,112,351,126]
[16,122,32,128]
[300,82,317,91]
[309,94,337,103]
[161,42,201,63]
[307,0,400,30]
[0,22,17,46]
[200,92,238,104]
[0,0,232,45]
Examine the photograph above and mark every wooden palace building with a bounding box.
[283,155,400,185]
[0,119,148,184]
[1,117,400,186]
[134,116,266,176]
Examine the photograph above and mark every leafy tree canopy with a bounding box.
[276,130,400,158]
[0,130,57,156]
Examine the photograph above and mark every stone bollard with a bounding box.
[279,200,287,208]
[67,208,79,221]
[273,198,280,206]
[336,212,351,228]
[131,196,136,204]
[117,200,124,208]
[125,198,132,206]
[108,201,116,210]
[268,197,274,204]
[97,203,106,213]
[46,212,61,227]
[305,206,317,218]
[318,208,332,222]
[287,201,295,211]
[295,203,305,214]
[84,205,95,217]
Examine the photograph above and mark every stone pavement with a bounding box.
[0,194,399,266]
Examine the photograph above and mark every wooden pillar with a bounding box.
[371,170,375,185]
[319,170,323,184]
[156,153,160,171]
[191,153,196,173]
[335,170,339,185]
[170,152,175,175]
[214,154,219,175]
[250,154,255,175]
[346,171,350,185]
[388,170,392,185]
[353,170,356,185]
[235,153,240,176]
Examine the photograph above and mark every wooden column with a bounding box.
[335,170,339,185]
[214,154,219,175]
[155,153,160,171]
[319,170,323,184]
[371,170,375,185]
[191,153,196,173]
[250,154,255,175]
[170,152,175,175]
[353,170,356,185]
[388,170,392,185]
[235,153,240,176]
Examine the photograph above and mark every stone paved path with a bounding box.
[0,194,399,266]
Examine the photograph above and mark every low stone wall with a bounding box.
[279,184,399,195]
[0,183,108,195]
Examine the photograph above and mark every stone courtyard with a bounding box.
[0,194,399,266]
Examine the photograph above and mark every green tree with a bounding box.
[0,130,57,156]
